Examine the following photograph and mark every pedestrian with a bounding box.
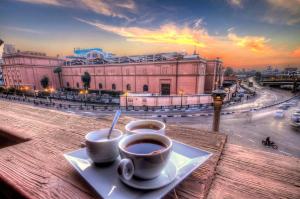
[163,118,167,124]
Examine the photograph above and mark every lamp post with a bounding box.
[179,90,184,108]
[125,91,128,110]
[212,88,226,132]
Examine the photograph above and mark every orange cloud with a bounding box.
[291,47,300,57]
[227,33,270,52]
[76,18,209,47]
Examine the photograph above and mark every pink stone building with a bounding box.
[2,50,224,97]
[2,51,63,90]
[62,59,219,95]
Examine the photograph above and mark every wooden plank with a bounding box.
[207,144,300,199]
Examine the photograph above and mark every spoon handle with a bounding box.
[107,110,122,139]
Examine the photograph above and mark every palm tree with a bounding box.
[40,76,49,89]
[81,71,91,90]
[53,67,62,89]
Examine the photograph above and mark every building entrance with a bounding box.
[161,84,170,95]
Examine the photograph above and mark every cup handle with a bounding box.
[117,158,134,181]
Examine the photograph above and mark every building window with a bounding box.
[126,84,131,91]
[76,82,80,88]
[112,84,116,90]
[99,83,103,89]
[66,82,70,87]
[143,85,148,92]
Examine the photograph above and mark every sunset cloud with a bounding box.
[17,0,62,6]
[16,0,136,20]
[227,0,243,8]
[227,33,270,52]
[76,18,209,47]
[5,26,43,34]
[291,47,300,58]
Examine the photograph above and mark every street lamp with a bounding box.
[179,90,184,108]
[212,88,226,132]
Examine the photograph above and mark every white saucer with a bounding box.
[119,161,177,190]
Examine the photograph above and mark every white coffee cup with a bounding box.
[85,128,123,164]
[125,120,166,135]
[118,133,172,180]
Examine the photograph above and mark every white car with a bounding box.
[274,110,285,118]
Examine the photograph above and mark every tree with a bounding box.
[40,76,49,89]
[81,71,91,90]
[224,67,234,76]
[53,67,62,89]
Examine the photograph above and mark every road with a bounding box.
[164,86,300,158]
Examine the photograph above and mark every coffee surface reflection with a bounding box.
[125,139,166,155]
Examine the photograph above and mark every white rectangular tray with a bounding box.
[64,140,212,199]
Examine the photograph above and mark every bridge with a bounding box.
[260,77,300,92]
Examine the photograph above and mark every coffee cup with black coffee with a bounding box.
[118,133,172,180]
[125,120,166,135]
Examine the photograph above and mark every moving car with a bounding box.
[274,110,284,118]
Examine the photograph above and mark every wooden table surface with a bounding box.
[1,100,300,199]
[0,100,227,199]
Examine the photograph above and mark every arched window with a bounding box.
[66,82,70,87]
[112,84,116,90]
[99,83,103,89]
[143,85,149,92]
[126,84,131,91]
[76,82,80,88]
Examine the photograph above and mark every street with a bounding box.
[165,86,300,158]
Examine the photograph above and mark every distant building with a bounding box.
[65,48,114,66]
[3,44,16,54]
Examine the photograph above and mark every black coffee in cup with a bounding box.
[125,139,166,155]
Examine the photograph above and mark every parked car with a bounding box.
[274,110,285,118]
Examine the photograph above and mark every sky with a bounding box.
[0,0,300,68]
